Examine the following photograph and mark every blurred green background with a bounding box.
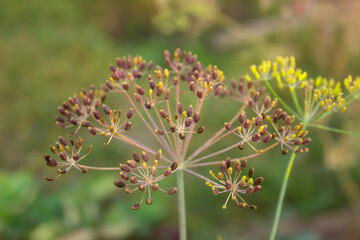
[1,0,360,239]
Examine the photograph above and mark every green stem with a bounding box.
[291,90,303,116]
[177,169,187,240]
[269,151,297,240]
[309,123,360,135]
[265,81,301,120]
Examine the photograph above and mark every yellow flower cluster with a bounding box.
[313,76,346,113]
[248,56,308,92]
[344,75,360,97]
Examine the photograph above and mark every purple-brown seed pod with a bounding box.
[167,187,177,195]
[193,112,200,123]
[171,161,178,171]
[177,102,183,114]
[127,160,138,168]
[246,186,254,194]
[164,168,171,177]
[240,160,247,170]
[197,126,205,134]
[102,104,111,115]
[124,122,132,131]
[127,109,133,119]
[114,180,126,188]
[133,152,140,162]
[131,203,141,210]
[254,177,264,185]
[141,152,149,162]
[120,164,131,172]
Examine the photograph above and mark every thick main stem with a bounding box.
[269,151,297,240]
[177,169,187,240]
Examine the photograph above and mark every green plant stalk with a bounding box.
[269,151,297,240]
[265,81,300,119]
[309,123,360,135]
[291,90,303,116]
[177,169,187,240]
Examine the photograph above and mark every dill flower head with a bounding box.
[206,157,262,210]
[56,86,105,134]
[267,109,310,155]
[313,76,346,113]
[225,77,266,103]
[114,150,178,210]
[105,55,153,91]
[44,136,92,181]
[344,75,360,98]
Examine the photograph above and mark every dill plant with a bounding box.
[44,49,359,239]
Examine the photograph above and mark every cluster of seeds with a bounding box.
[92,104,134,146]
[44,136,92,181]
[134,69,172,109]
[267,109,310,155]
[104,55,153,91]
[56,86,105,134]
[114,150,178,210]
[164,49,197,74]
[156,103,204,140]
[206,157,262,210]
[186,64,224,99]
[225,77,266,103]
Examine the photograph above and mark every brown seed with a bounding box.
[186,105,193,117]
[226,157,231,169]
[253,185,262,193]
[254,177,264,185]
[248,167,254,178]
[196,126,205,134]
[240,160,247,170]
[156,149,162,161]
[179,133,186,140]
[141,152,149,162]
[133,152,140,162]
[246,185,254,194]
[167,187,177,195]
[127,160,137,168]
[152,183,159,191]
[282,149,289,155]
[164,168,171,177]
[220,161,226,172]
[177,102,183,114]
[238,203,246,208]
[249,205,258,210]
[146,198,153,205]
[120,164,130,172]
[238,180,245,188]
[120,172,129,180]
[171,161,178,171]
[130,176,138,184]
[102,104,111,115]
[131,203,141,210]
[114,180,126,188]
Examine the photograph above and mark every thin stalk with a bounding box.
[265,81,300,119]
[185,105,246,162]
[177,169,187,240]
[309,123,360,135]
[291,90,303,116]
[189,142,240,165]
[188,142,279,168]
[76,165,169,171]
[123,90,174,159]
[269,151,297,240]
[181,99,203,159]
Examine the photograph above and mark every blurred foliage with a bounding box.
[1,0,360,239]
